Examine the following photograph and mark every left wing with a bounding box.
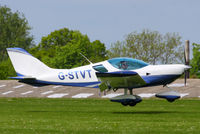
[96,71,147,91]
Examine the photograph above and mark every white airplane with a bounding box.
[7,47,191,106]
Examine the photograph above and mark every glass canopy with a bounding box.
[108,57,149,70]
[93,64,108,72]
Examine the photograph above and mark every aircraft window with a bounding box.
[108,58,148,70]
[93,64,108,72]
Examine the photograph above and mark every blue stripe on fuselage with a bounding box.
[35,80,101,87]
[142,74,181,86]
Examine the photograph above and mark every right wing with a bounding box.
[96,71,147,91]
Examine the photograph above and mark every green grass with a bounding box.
[0,98,200,134]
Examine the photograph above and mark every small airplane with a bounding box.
[7,47,191,106]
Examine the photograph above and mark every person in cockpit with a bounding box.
[120,61,128,70]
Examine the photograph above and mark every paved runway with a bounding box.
[0,79,200,98]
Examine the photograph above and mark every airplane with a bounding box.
[7,47,191,106]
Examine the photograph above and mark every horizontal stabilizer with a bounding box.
[9,76,35,80]
[9,76,36,80]
[9,72,36,80]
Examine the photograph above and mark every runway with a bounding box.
[0,79,200,98]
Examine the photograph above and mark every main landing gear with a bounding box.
[110,88,142,107]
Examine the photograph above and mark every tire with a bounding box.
[129,102,136,106]
[121,102,128,106]
[167,99,175,102]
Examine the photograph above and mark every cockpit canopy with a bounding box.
[108,57,149,70]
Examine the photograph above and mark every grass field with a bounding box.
[0,98,200,134]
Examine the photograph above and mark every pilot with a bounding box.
[120,61,128,70]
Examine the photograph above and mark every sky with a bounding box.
[1,0,200,49]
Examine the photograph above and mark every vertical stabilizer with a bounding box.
[7,48,51,77]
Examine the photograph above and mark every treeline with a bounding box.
[0,5,200,79]
[0,6,34,79]
[0,5,107,79]
[29,28,107,69]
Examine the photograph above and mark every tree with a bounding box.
[0,59,16,80]
[190,43,200,78]
[0,5,34,79]
[108,29,184,64]
[0,5,34,61]
[30,28,107,69]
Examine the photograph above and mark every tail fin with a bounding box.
[7,48,51,78]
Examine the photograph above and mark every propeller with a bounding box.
[184,50,187,86]
[184,40,190,86]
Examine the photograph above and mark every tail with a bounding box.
[7,48,51,79]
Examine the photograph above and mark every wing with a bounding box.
[96,71,147,91]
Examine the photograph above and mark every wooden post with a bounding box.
[185,40,190,78]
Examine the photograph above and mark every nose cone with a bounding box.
[183,65,191,70]
[177,64,191,70]
[176,64,191,75]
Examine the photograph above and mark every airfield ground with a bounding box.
[0,79,200,134]
[0,98,200,134]
[0,79,200,98]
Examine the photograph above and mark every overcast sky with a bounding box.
[1,0,200,49]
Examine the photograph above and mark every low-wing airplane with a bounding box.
[7,48,191,106]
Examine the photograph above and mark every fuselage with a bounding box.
[35,58,190,89]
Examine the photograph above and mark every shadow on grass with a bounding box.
[26,110,192,115]
[112,111,188,114]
